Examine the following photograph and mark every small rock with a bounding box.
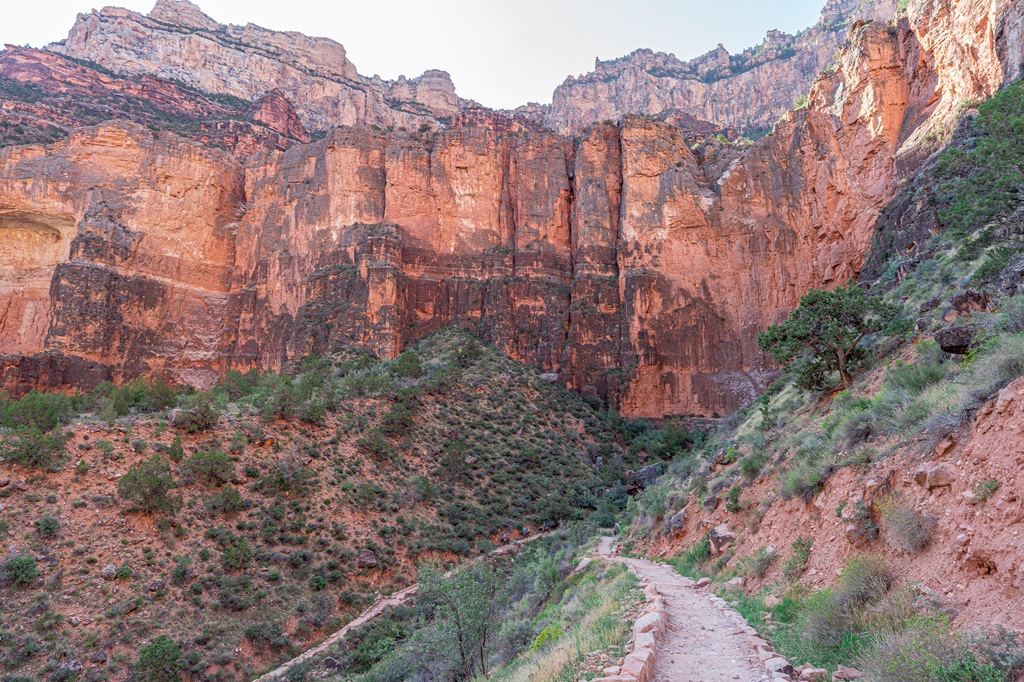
[695,577,711,587]
[323,657,343,670]
[116,599,137,615]
[58,660,84,674]
[538,372,559,383]
[89,650,108,664]
[834,664,863,679]
[727,576,745,588]
[800,667,828,682]
[920,297,941,313]
[13,481,28,491]
[149,579,166,592]
[100,564,118,581]
[69,616,81,626]
[464,456,477,465]
[0,477,8,488]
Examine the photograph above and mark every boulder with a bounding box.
[999,255,1024,296]
[951,289,990,314]
[633,464,664,489]
[800,667,828,681]
[708,524,735,555]
[89,650,108,664]
[100,563,118,581]
[926,463,956,489]
[149,579,166,592]
[667,510,687,534]
[538,372,559,383]
[323,657,344,670]
[920,297,941,313]
[934,324,981,354]
[356,549,378,569]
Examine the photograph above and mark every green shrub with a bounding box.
[135,635,182,682]
[970,479,1000,505]
[0,427,67,470]
[173,393,219,433]
[181,448,234,485]
[885,362,948,395]
[1,390,61,431]
[34,515,60,537]
[393,351,422,378]
[838,554,894,605]
[117,455,181,515]
[782,537,813,581]
[116,563,132,580]
[205,484,247,515]
[4,554,39,587]
[668,536,712,579]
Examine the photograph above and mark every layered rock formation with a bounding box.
[48,0,460,131]
[0,0,1021,416]
[540,0,900,135]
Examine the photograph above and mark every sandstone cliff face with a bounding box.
[0,125,243,389]
[0,0,1020,416]
[48,0,460,132]
[542,0,900,135]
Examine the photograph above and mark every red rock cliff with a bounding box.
[0,0,1020,416]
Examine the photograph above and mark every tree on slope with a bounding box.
[757,281,907,390]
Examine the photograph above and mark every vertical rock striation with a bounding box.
[0,0,1021,416]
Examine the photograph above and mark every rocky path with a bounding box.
[597,538,767,682]
[253,534,546,681]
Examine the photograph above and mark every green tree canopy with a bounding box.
[757,281,907,389]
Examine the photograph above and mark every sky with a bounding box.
[2,0,826,109]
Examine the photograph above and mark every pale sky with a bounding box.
[2,1,826,109]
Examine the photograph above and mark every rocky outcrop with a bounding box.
[0,46,308,153]
[0,0,1020,416]
[48,0,461,132]
[540,0,900,135]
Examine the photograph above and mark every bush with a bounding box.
[858,616,1005,682]
[880,500,935,553]
[116,563,133,580]
[970,478,1000,505]
[173,393,219,433]
[1,390,61,431]
[181,448,234,485]
[782,537,813,581]
[0,427,67,470]
[4,554,39,587]
[838,554,894,605]
[117,455,181,515]
[135,635,182,682]
[205,484,247,515]
[34,515,60,537]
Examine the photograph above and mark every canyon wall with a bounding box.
[541,0,900,135]
[0,0,1021,416]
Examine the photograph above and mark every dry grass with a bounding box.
[481,561,638,682]
[879,498,936,553]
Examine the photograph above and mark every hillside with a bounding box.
[0,330,685,681]
[621,78,1024,679]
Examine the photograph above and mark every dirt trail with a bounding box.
[253,534,546,681]
[597,537,767,682]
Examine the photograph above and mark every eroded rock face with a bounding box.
[0,0,1020,416]
[541,0,900,135]
[48,0,460,131]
